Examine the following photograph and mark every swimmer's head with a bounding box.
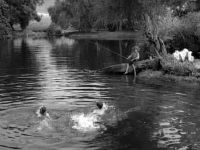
[96,102,103,109]
[39,106,47,115]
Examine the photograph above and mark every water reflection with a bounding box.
[0,38,200,150]
[87,108,166,150]
[55,37,76,47]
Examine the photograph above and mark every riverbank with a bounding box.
[13,30,48,39]
[138,70,200,83]
[69,31,144,40]
[4,30,145,40]
[138,57,200,83]
[8,30,144,40]
[0,31,48,39]
[100,56,200,83]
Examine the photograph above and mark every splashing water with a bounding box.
[71,103,108,132]
[71,113,101,132]
[37,118,52,131]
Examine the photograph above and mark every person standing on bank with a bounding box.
[124,46,140,76]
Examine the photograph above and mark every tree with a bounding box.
[0,0,12,36]
[91,0,143,31]
[48,0,93,31]
[131,0,190,57]
[5,0,44,30]
[90,0,191,56]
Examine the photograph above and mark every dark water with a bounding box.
[0,37,200,150]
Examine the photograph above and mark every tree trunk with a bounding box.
[119,19,122,31]
[143,14,167,58]
[119,40,123,63]
[101,58,161,74]
[9,22,15,31]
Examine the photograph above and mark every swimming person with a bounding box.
[36,105,50,119]
[92,102,108,116]
[36,106,52,130]
[96,102,103,109]
[124,46,140,76]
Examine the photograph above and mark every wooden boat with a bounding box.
[100,58,160,75]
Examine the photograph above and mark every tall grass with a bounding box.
[161,55,200,77]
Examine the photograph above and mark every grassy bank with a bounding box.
[2,30,143,40]
[69,31,143,40]
[136,55,200,83]
[138,70,200,83]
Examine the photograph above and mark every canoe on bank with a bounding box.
[100,58,161,75]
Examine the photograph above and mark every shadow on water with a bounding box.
[87,110,165,150]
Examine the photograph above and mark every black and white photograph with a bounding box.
[0,0,200,150]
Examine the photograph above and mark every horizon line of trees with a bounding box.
[48,0,200,31]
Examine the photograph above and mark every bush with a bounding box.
[156,9,200,59]
[47,23,62,36]
[161,55,198,76]
[165,12,200,58]
[157,8,181,40]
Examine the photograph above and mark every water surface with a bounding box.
[0,37,200,150]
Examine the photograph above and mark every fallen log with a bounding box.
[100,58,161,74]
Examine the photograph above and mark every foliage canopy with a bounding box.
[0,0,44,30]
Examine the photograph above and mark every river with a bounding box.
[0,37,200,150]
